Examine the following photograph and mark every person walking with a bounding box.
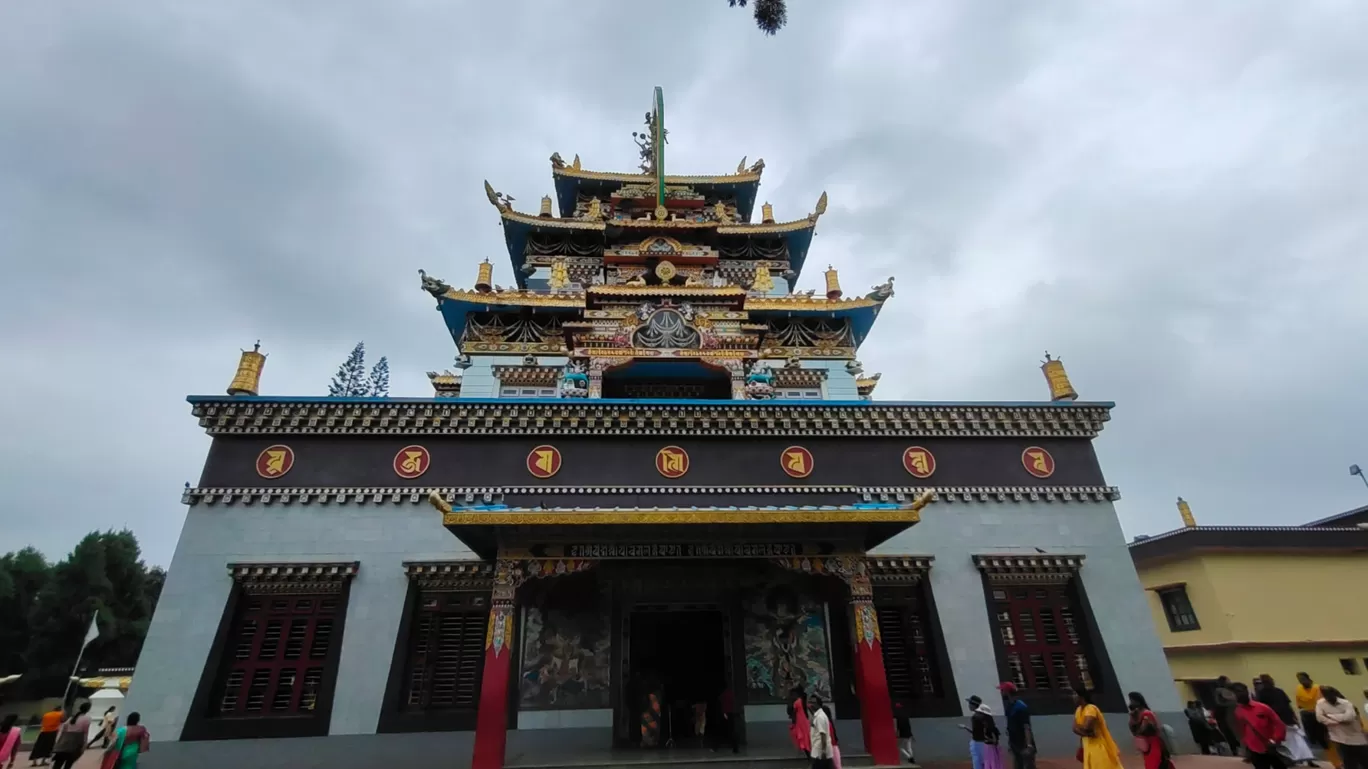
[962,695,1000,769]
[1129,692,1176,769]
[88,708,116,751]
[1298,673,1337,766]
[1234,682,1288,769]
[1185,700,1217,755]
[0,715,22,769]
[1316,687,1368,769]
[49,703,90,769]
[893,700,916,765]
[999,682,1035,769]
[1216,676,1246,755]
[713,684,738,754]
[27,706,63,766]
[1259,675,1318,766]
[1072,686,1123,769]
[808,695,835,769]
[788,686,812,758]
[101,712,149,769]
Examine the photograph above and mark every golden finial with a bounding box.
[548,258,570,290]
[654,204,667,221]
[1040,352,1079,402]
[539,195,553,217]
[761,202,775,223]
[586,197,602,219]
[736,157,747,174]
[227,341,267,396]
[1177,497,1197,528]
[813,191,828,218]
[475,259,494,294]
[571,154,581,171]
[824,265,842,300]
[484,180,512,212]
[751,262,774,294]
[713,200,732,224]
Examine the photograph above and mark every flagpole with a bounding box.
[62,613,99,708]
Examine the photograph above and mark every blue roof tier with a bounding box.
[549,160,763,222]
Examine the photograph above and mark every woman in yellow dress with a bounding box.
[1074,686,1124,769]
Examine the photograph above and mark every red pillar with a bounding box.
[851,598,898,766]
[472,563,520,769]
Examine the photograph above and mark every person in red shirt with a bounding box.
[1235,682,1289,769]
[715,684,738,754]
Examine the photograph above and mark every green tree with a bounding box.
[0,548,51,676]
[728,0,787,35]
[367,356,390,397]
[327,341,369,397]
[23,531,159,695]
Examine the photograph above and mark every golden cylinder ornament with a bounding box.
[824,265,842,300]
[227,342,266,396]
[1177,497,1197,528]
[761,202,775,223]
[475,259,493,293]
[539,195,553,217]
[1040,356,1078,401]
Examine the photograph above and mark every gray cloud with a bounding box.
[2,0,1365,564]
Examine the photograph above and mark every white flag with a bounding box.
[83,613,99,648]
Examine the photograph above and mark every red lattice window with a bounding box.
[215,594,339,717]
[401,591,488,711]
[991,583,1095,693]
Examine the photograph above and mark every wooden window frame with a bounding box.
[1157,586,1200,632]
[872,580,961,718]
[183,563,357,741]
[379,561,497,734]
[975,555,1124,716]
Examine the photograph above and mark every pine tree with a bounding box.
[367,356,390,398]
[728,0,787,35]
[328,342,368,397]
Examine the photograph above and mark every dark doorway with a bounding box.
[602,361,732,400]
[627,609,728,747]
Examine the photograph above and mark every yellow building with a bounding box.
[1129,501,1368,706]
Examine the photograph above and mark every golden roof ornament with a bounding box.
[484,180,513,213]
[812,191,828,220]
[586,197,602,220]
[475,259,494,294]
[1177,497,1197,528]
[227,341,266,397]
[737,157,748,174]
[654,204,668,221]
[761,202,775,224]
[751,262,774,294]
[572,154,581,171]
[1040,352,1079,402]
[824,265,842,300]
[539,195,553,218]
[655,260,678,282]
[713,200,733,224]
[548,258,570,290]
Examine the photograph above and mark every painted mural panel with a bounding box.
[743,580,832,703]
[519,606,612,710]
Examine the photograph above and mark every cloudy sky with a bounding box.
[2,1,1365,566]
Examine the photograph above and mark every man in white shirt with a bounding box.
[1315,686,1367,769]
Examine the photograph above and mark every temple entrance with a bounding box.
[626,607,728,748]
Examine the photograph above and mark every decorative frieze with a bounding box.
[403,560,495,591]
[973,554,1084,584]
[867,555,935,584]
[227,561,359,594]
[188,399,1113,438]
[182,484,1121,507]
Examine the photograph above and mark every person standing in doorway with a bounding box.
[714,684,738,754]
[1259,676,1318,766]
[1316,687,1368,769]
[1185,700,1217,755]
[999,682,1035,769]
[1234,682,1288,769]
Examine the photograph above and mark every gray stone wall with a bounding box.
[123,499,475,740]
[871,498,1181,714]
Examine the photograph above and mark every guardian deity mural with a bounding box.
[519,607,612,709]
[742,581,832,703]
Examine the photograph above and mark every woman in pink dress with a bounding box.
[0,715,21,769]
[788,686,812,756]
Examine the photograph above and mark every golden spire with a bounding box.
[751,262,774,294]
[1177,497,1197,528]
[1040,352,1079,401]
[227,341,266,396]
[824,265,842,300]
[475,259,493,294]
[539,195,553,217]
[548,258,570,290]
[761,202,774,223]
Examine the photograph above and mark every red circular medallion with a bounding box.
[902,447,936,479]
[255,445,295,479]
[1021,446,1056,479]
[393,445,431,479]
[526,445,562,479]
[655,446,690,479]
[781,446,814,479]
